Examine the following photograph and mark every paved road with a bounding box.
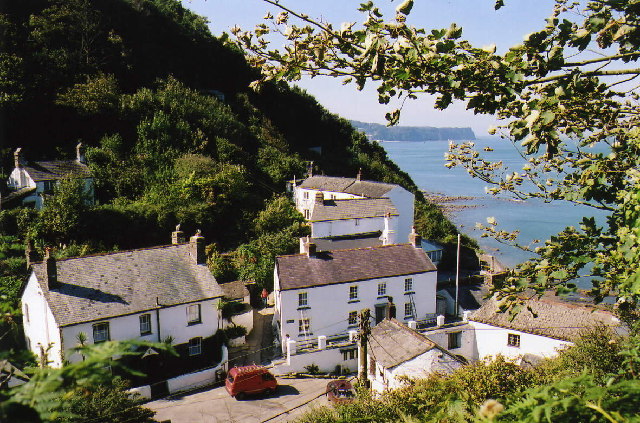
[146,377,330,423]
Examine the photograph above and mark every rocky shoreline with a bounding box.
[422,191,480,216]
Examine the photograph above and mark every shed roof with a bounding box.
[470,296,624,341]
[219,280,250,301]
[369,319,443,369]
[299,176,399,198]
[32,244,223,327]
[310,198,397,222]
[276,244,435,291]
[23,160,92,182]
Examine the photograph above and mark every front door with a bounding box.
[375,303,387,324]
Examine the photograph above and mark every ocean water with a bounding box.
[381,137,609,268]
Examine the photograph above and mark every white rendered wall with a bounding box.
[61,298,221,363]
[386,186,414,244]
[271,346,358,375]
[311,215,397,239]
[7,170,94,209]
[294,187,362,214]
[7,168,35,190]
[276,270,437,351]
[470,321,572,361]
[21,273,63,366]
[421,323,477,362]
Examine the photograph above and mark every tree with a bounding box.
[235,0,640,306]
[36,177,90,245]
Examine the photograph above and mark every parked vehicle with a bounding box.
[225,365,278,399]
[326,379,356,404]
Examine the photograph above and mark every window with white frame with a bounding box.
[187,304,201,325]
[507,333,521,348]
[354,218,360,226]
[139,314,151,335]
[299,318,310,334]
[404,277,413,292]
[377,283,386,296]
[188,337,202,356]
[298,292,308,307]
[93,322,110,343]
[341,348,357,360]
[348,311,358,326]
[404,302,414,318]
[303,191,309,199]
[349,285,359,301]
[304,209,310,219]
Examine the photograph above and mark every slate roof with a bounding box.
[22,160,92,182]
[32,244,224,327]
[313,232,383,252]
[300,176,398,198]
[369,319,447,369]
[219,280,250,301]
[276,244,435,291]
[310,198,398,222]
[470,296,625,341]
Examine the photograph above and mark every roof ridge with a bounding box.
[277,242,415,259]
[32,243,185,264]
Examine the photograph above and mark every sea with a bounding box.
[380,137,610,269]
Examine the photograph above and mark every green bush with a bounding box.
[223,325,247,340]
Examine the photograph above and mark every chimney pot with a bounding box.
[189,230,206,264]
[45,247,58,290]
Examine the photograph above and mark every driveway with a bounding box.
[146,377,331,423]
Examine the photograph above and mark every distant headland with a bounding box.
[351,120,476,141]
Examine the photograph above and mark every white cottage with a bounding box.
[467,296,626,363]
[21,230,225,370]
[4,144,94,210]
[367,319,464,393]
[293,174,414,244]
[273,233,437,353]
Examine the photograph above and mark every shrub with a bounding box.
[223,325,247,340]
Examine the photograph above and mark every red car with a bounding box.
[326,379,356,404]
[225,365,278,399]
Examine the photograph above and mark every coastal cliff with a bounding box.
[351,120,476,141]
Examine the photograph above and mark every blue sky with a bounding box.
[186,0,557,135]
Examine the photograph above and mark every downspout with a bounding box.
[156,297,162,343]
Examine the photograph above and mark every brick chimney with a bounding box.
[45,247,58,290]
[299,236,316,257]
[409,226,422,248]
[14,148,24,169]
[189,230,206,264]
[171,224,185,244]
[76,142,86,164]
[314,192,324,206]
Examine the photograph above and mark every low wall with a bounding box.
[132,346,229,400]
[271,346,357,375]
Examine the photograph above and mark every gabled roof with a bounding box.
[276,244,435,291]
[22,160,92,182]
[369,319,457,369]
[299,176,399,198]
[32,244,224,327]
[310,198,398,222]
[470,296,625,342]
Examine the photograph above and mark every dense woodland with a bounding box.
[0,0,464,379]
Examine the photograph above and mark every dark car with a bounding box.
[326,379,356,404]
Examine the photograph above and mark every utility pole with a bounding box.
[455,233,461,318]
[358,308,371,384]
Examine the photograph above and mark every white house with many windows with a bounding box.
[292,174,414,245]
[4,144,94,210]
[21,230,225,369]
[273,233,437,353]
